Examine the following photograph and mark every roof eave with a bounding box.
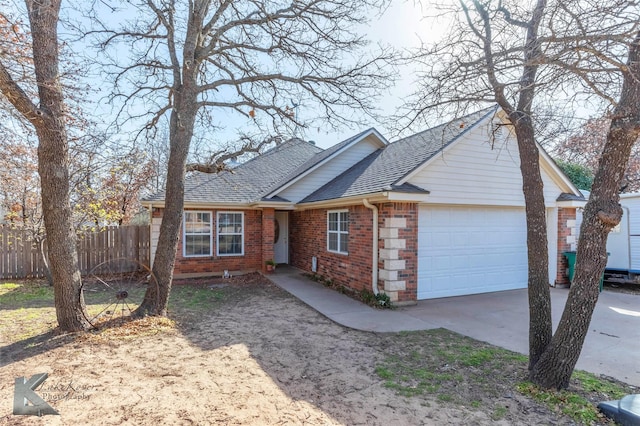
[556,199,587,208]
[294,191,430,210]
[141,200,262,210]
[249,201,296,210]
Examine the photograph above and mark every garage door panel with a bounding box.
[418,205,528,299]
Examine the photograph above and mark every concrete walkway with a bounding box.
[268,266,640,387]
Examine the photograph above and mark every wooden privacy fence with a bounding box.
[0,225,150,279]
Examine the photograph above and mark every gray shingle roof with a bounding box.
[144,138,322,204]
[301,107,497,203]
[145,107,499,206]
[557,192,586,201]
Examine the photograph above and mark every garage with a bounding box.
[417,205,528,299]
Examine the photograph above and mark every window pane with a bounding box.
[219,234,242,255]
[328,233,338,251]
[218,213,243,234]
[184,212,212,256]
[328,212,338,231]
[186,234,210,256]
[340,236,348,253]
[185,212,210,233]
[339,212,349,231]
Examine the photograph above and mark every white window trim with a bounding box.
[217,211,245,256]
[183,211,213,258]
[327,209,349,255]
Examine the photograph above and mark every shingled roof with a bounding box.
[300,107,497,203]
[145,106,499,206]
[144,137,322,205]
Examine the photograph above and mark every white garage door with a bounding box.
[417,205,528,299]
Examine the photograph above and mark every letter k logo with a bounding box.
[13,373,59,416]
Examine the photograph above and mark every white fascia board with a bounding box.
[266,128,389,198]
[294,192,389,210]
[249,202,296,210]
[147,201,261,210]
[385,192,431,202]
[556,200,587,208]
[293,191,429,211]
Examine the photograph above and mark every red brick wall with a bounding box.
[379,202,418,302]
[154,208,265,275]
[261,208,275,272]
[290,205,374,293]
[556,208,577,285]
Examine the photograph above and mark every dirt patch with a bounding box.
[0,274,626,425]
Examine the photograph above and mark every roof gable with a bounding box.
[405,111,582,206]
[301,107,498,203]
[265,128,388,199]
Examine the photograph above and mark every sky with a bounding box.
[303,2,442,149]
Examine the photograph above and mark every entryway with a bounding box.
[274,211,289,264]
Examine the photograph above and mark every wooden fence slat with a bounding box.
[0,225,150,279]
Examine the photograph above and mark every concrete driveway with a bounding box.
[270,267,640,386]
[402,288,640,387]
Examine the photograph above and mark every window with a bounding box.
[217,212,244,256]
[327,210,349,254]
[183,211,212,257]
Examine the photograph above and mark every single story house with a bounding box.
[142,107,586,304]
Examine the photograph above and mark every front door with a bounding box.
[274,211,289,264]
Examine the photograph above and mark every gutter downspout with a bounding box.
[363,199,379,295]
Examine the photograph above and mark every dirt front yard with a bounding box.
[0,274,629,425]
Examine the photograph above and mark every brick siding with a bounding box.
[290,202,418,303]
[556,207,577,286]
[155,208,266,276]
[378,203,418,303]
[290,205,374,294]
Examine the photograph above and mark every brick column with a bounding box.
[378,203,418,304]
[261,208,275,272]
[556,207,577,286]
[380,217,406,302]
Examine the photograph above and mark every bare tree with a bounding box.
[85,0,395,316]
[552,117,640,192]
[530,31,640,387]
[0,0,90,331]
[403,0,639,388]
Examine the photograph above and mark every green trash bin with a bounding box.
[562,251,607,292]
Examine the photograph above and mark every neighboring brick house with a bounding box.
[142,107,586,304]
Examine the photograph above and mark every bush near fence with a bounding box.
[0,225,150,279]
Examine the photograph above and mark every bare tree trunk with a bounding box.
[135,103,195,316]
[485,0,552,370]
[530,32,640,388]
[25,0,89,330]
[135,3,201,316]
[509,114,552,369]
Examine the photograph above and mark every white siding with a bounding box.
[547,207,558,283]
[150,217,161,268]
[629,196,640,270]
[610,194,640,271]
[278,136,380,203]
[408,127,565,207]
